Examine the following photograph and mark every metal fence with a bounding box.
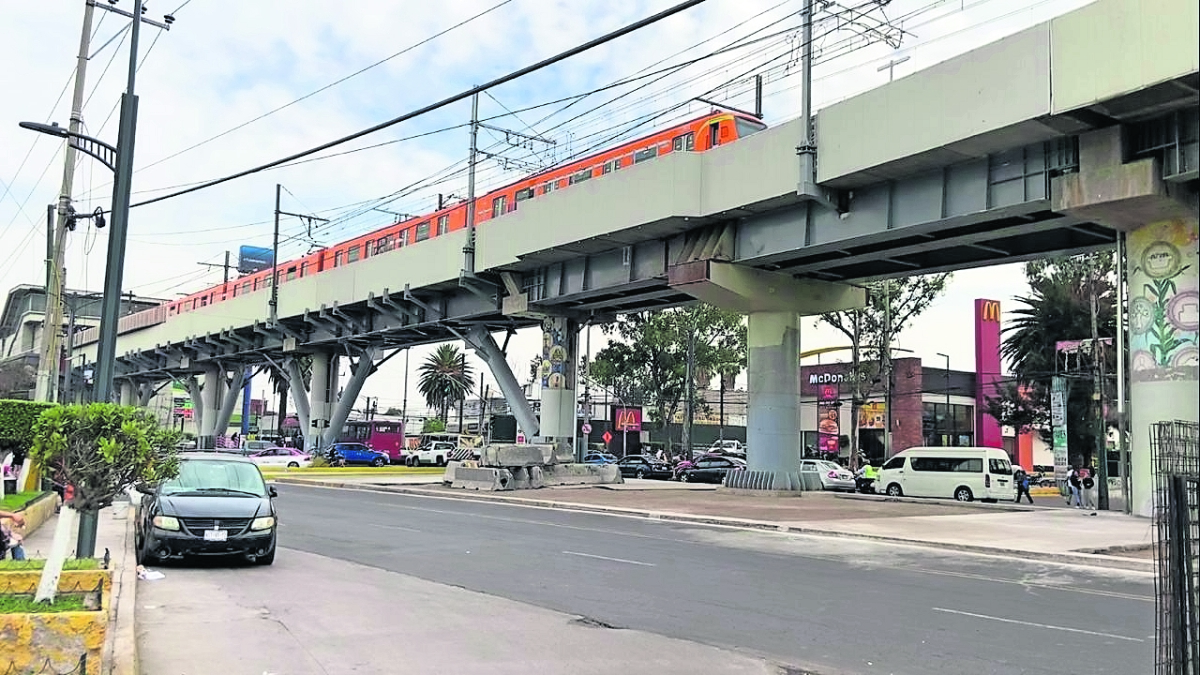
[1,654,87,675]
[1152,420,1200,675]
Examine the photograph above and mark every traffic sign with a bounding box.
[582,423,592,434]
[602,430,613,444]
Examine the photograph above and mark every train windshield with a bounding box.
[735,117,767,139]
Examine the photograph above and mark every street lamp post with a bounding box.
[18,0,145,558]
[937,352,951,447]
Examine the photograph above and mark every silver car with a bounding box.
[801,459,856,491]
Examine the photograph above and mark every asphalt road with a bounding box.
[274,484,1155,675]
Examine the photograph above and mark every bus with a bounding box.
[340,420,406,462]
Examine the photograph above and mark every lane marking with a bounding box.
[931,607,1145,642]
[563,551,655,566]
[365,523,422,533]
[279,485,1156,597]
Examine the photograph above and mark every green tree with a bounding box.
[417,344,474,422]
[421,418,446,433]
[590,304,745,453]
[818,273,951,464]
[29,403,181,601]
[985,251,1115,464]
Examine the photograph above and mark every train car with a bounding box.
[156,110,768,319]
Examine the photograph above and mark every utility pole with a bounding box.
[883,280,893,457]
[271,185,328,323]
[35,0,96,403]
[461,92,480,278]
[198,250,234,284]
[1090,273,1111,510]
[401,347,409,428]
[1116,232,1130,514]
[682,321,695,457]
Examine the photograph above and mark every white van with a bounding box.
[875,446,1014,502]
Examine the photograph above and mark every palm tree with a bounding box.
[417,344,473,422]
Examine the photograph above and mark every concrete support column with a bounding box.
[308,351,332,452]
[746,311,803,482]
[465,325,539,440]
[1127,217,1199,517]
[136,383,155,408]
[118,381,135,407]
[185,376,204,443]
[285,358,312,442]
[199,365,224,449]
[213,369,247,444]
[322,348,377,448]
[537,317,578,461]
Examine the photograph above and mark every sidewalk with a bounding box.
[275,475,1157,571]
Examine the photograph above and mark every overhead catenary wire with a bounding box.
[122,0,714,211]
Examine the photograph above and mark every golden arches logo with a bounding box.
[980,300,1001,322]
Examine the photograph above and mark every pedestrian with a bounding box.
[1014,467,1033,504]
[1081,465,1098,513]
[0,510,26,561]
[1067,466,1083,508]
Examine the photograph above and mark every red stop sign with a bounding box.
[602,431,613,444]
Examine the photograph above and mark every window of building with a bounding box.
[634,147,658,163]
[921,402,975,447]
[436,214,449,235]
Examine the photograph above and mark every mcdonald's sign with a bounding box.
[614,407,642,432]
[979,299,1001,323]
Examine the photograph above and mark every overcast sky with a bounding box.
[0,0,1093,415]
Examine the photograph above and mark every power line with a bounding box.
[129,0,517,177]
[124,0,714,211]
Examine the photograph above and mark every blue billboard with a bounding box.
[238,245,274,274]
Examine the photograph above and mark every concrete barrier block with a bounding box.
[450,467,515,491]
[542,463,623,486]
[480,444,547,467]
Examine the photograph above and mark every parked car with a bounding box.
[240,440,275,454]
[407,441,457,467]
[875,446,1014,502]
[677,455,746,483]
[328,442,389,467]
[801,459,855,491]
[134,453,278,565]
[708,439,745,454]
[249,447,312,469]
[615,455,673,480]
[583,452,618,465]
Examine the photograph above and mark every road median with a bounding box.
[272,477,1154,573]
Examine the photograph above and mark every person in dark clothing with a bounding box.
[1013,467,1033,504]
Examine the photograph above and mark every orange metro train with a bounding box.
[165,110,769,317]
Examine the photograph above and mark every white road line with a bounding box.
[365,523,422,533]
[562,551,656,566]
[931,607,1145,642]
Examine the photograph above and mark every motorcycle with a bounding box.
[855,476,876,494]
[325,448,347,468]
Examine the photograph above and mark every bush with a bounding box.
[30,403,181,512]
[0,399,57,452]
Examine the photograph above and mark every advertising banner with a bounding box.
[1050,376,1069,482]
[816,383,840,454]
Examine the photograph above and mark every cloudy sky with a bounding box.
[0,0,1093,416]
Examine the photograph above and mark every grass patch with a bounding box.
[0,558,101,572]
[0,491,47,512]
[0,593,88,613]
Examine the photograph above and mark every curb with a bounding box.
[104,504,139,675]
[273,478,1154,573]
[832,492,1056,512]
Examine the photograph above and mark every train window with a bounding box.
[602,161,613,174]
[348,246,361,263]
[569,169,591,184]
[615,156,625,169]
[515,187,535,202]
[242,282,251,294]
[400,229,409,247]
[436,214,449,235]
[335,251,344,267]
[634,147,658,163]
[363,240,372,257]
[540,182,555,195]
[200,296,208,307]
[673,132,694,152]
[286,266,297,281]
[673,135,685,152]
[709,122,720,148]
[376,235,393,254]
[415,221,430,241]
[491,195,506,217]
[735,118,766,138]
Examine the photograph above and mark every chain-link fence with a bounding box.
[1,654,87,675]
[1152,420,1199,675]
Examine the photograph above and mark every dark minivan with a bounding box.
[135,453,278,565]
